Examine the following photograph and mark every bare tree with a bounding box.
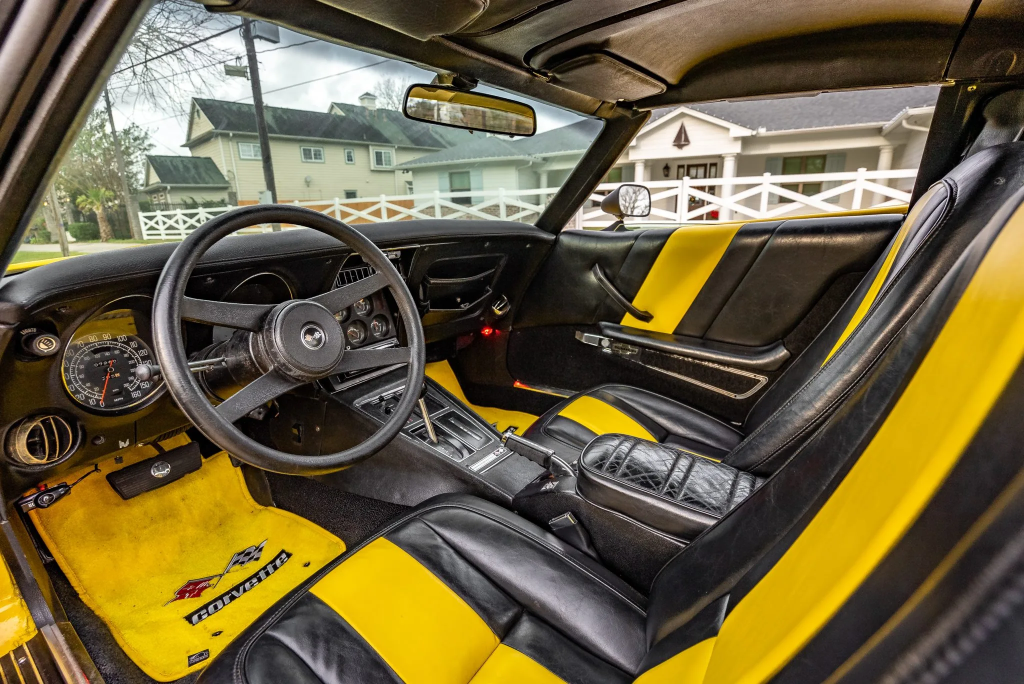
[372,77,413,111]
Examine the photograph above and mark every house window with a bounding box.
[344,148,355,164]
[603,167,623,183]
[301,146,324,163]
[778,155,827,202]
[238,142,261,160]
[449,171,472,206]
[371,148,394,169]
[405,180,414,195]
[344,190,358,199]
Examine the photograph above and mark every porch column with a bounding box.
[873,144,894,206]
[633,160,646,183]
[720,153,738,221]
[539,170,549,207]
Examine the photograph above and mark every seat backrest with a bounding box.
[728,142,1024,474]
[635,187,1024,683]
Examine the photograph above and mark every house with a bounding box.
[142,155,231,207]
[611,86,938,215]
[180,93,474,203]
[396,120,602,201]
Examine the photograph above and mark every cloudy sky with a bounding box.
[106,20,587,158]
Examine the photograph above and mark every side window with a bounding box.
[238,142,261,160]
[449,171,471,206]
[301,146,324,163]
[344,149,355,164]
[344,190,358,199]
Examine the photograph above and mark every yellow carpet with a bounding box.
[425,361,537,433]
[29,436,345,681]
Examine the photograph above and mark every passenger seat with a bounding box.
[525,143,1024,480]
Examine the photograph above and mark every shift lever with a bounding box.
[418,382,438,444]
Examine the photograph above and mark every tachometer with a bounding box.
[62,334,160,412]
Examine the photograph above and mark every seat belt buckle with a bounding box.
[548,512,599,560]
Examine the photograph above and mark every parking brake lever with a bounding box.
[418,382,438,444]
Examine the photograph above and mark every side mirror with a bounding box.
[403,84,536,136]
[601,184,651,219]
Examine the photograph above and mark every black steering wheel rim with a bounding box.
[152,205,425,475]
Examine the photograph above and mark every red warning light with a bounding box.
[480,326,495,337]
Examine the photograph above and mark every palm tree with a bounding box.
[76,188,115,242]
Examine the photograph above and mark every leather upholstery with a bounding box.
[526,384,743,463]
[577,435,763,539]
[198,495,645,684]
[526,144,1024,475]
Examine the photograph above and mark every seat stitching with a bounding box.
[659,449,688,496]
[579,456,720,522]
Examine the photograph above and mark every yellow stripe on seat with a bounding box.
[634,637,716,684]
[312,538,499,684]
[822,185,942,365]
[470,645,566,683]
[558,395,655,441]
[699,200,1024,683]
[622,224,742,332]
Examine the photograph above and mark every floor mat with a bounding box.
[426,361,538,433]
[29,436,345,682]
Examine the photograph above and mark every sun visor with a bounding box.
[319,0,487,40]
[544,53,666,102]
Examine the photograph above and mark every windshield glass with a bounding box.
[10,3,599,271]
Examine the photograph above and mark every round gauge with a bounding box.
[345,321,368,347]
[370,315,390,339]
[334,307,350,324]
[62,334,160,412]
[353,298,373,316]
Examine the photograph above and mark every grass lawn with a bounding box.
[11,250,83,264]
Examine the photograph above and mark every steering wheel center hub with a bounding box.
[261,300,344,381]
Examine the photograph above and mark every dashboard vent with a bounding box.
[5,415,78,467]
[335,265,376,287]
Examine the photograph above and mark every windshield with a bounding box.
[10,3,599,271]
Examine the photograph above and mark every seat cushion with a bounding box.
[578,435,764,539]
[198,495,647,684]
[524,384,743,464]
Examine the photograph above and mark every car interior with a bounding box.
[2,0,1024,682]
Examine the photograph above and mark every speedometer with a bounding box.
[61,334,160,412]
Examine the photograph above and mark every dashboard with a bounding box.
[0,221,552,495]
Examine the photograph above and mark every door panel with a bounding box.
[508,214,901,421]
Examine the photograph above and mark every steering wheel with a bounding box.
[151,205,425,475]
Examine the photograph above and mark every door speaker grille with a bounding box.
[5,415,78,466]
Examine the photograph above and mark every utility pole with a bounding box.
[103,89,143,240]
[241,18,279,230]
[45,184,70,257]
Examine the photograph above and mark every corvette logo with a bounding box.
[166,540,267,604]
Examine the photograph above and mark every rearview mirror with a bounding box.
[601,184,651,219]
[403,85,537,137]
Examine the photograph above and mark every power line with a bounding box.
[111,25,238,75]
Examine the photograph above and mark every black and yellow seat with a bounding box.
[197,187,1024,683]
[525,143,1024,477]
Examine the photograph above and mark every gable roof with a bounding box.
[397,119,602,169]
[646,86,940,134]
[145,155,229,187]
[189,99,474,149]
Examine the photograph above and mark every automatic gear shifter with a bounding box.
[418,381,438,444]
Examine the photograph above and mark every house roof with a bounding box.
[397,119,602,169]
[146,155,229,187]
[189,99,473,149]
[647,86,940,133]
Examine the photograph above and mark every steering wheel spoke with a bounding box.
[182,297,274,331]
[333,346,411,374]
[216,370,304,423]
[312,271,389,313]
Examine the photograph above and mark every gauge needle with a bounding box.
[100,360,114,404]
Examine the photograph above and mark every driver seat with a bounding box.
[199,191,1024,684]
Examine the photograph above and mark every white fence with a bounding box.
[139,168,917,240]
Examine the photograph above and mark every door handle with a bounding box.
[591,264,653,323]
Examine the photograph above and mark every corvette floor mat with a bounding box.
[29,436,345,682]
[426,361,537,433]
